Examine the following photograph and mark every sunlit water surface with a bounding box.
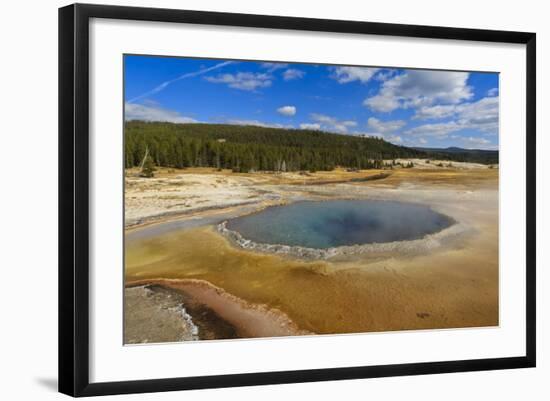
[226,200,454,248]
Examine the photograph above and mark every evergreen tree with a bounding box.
[124,121,497,172]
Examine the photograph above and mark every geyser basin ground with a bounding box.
[225,200,455,249]
[125,168,499,338]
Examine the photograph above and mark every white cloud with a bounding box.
[488,87,499,97]
[125,102,197,123]
[261,62,288,72]
[413,104,457,120]
[455,96,499,134]
[331,67,380,84]
[364,95,400,113]
[367,117,406,134]
[462,136,490,146]
[356,130,403,144]
[406,121,462,138]
[283,69,305,81]
[226,119,291,129]
[405,96,499,140]
[309,113,357,133]
[299,123,321,130]
[458,136,497,150]
[381,134,403,144]
[414,96,499,132]
[374,69,398,82]
[364,70,473,112]
[128,61,232,103]
[277,105,297,116]
[205,72,272,91]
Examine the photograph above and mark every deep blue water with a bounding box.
[226,200,454,249]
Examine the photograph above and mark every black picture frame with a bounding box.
[59,3,536,397]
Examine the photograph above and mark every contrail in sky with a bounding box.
[127,60,233,103]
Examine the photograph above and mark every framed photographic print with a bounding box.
[58,3,536,397]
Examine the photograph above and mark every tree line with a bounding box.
[415,147,499,164]
[124,121,427,173]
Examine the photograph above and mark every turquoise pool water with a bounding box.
[226,200,454,249]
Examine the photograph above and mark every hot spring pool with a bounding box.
[225,200,454,249]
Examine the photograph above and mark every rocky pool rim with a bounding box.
[218,199,460,260]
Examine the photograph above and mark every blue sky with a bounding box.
[125,55,499,150]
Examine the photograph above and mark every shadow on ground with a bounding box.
[35,377,57,392]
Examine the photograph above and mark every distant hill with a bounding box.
[124,121,497,172]
[412,146,499,164]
